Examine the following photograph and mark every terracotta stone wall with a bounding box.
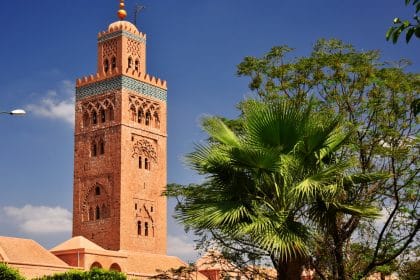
[73,25,167,254]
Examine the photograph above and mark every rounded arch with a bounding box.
[110,263,121,272]
[145,111,151,126]
[99,107,106,123]
[90,262,102,269]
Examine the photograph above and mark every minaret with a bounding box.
[72,0,167,254]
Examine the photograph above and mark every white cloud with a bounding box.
[167,234,198,262]
[26,80,75,125]
[3,205,72,234]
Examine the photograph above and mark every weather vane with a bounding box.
[133,4,145,27]
[117,0,127,20]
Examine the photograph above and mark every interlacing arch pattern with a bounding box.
[91,136,105,157]
[132,139,157,162]
[102,39,118,73]
[82,183,111,222]
[128,95,160,128]
[127,38,142,71]
[82,96,115,128]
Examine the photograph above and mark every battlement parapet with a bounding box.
[76,69,166,90]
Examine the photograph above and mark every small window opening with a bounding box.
[135,59,139,71]
[95,206,100,220]
[128,57,132,68]
[92,143,97,157]
[145,158,149,170]
[145,222,149,236]
[138,156,142,169]
[154,113,160,128]
[137,221,142,235]
[145,111,151,126]
[130,107,136,121]
[151,206,153,212]
[99,141,105,155]
[95,186,101,195]
[100,109,106,123]
[111,56,116,69]
[92,111,97,125]
[104,59,109,73]
[135,203,138,210]
[137,110,143,123]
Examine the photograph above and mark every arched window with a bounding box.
[99,140,105,155]
[108,107,114,121]
[138,156,142,169]
[151,206,153,212]
[145,222,149,236]
[95,206,100,220]
[95,186,101,196]
[91,262,102,269]
[128,57,132,68]
[135,203,138,210]
[154,112,160,128]
[137,221,141,235]
[100,108,106,123]
[104,59,109,73]
[130,106,136,121]
[144,158,150,170]
[111,56,116,69]
[145,111,151,126]
[137,109,144,123]
[110,263,121,272]
[92,111,97,125]
[92,142,97,157]
[89,207,94,221]
[135,59,139,71]
[83,112,90,128]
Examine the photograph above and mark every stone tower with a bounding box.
[72,4,167,254]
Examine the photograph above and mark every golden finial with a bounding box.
[117,0,127,20]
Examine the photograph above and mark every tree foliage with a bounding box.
[386,0,420,43]
[236,39,419,279]
[169,39,419,280]
[0,263,25,280]
[35,268,126,280]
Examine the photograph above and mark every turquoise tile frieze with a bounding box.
[76,76,167,102]
[98,30,146,44]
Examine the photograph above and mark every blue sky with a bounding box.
[0,0,418,262]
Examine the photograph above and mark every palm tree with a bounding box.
[171,99,379,280]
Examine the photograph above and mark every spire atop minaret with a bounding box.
[117,0,127,20]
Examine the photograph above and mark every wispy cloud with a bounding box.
[26,80,75,125]
[167,234,198,262]
[3,205,72,234]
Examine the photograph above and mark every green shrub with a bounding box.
[35,268,126,280]
[0,263,26,280]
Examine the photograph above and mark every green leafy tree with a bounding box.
[236,39,419,279]
[0,263,25,280]
[168,99,380,280]
[386,0,420,43]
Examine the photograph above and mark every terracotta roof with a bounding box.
[125,251,208,280]
[50,236,106,252]
[0,236,69,268]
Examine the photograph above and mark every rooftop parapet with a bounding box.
[76,68,167,90]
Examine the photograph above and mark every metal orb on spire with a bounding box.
[117,0,127,20]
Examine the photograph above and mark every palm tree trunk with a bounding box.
[272,255,304,280]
